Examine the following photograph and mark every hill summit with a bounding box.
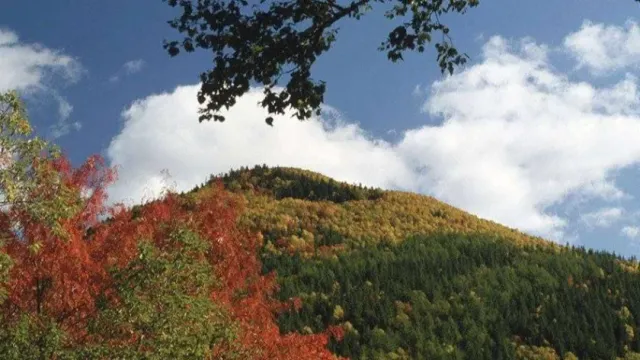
[199,165,551,254]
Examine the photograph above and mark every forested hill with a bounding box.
[201,165,552,252]
[194,165,640,360]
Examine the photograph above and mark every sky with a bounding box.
[3,0,640,256]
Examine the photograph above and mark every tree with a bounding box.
[163,0,479,125]
[0,91,110,319]
[78,229,238,359]
[0,91,78,237]
[0,92,342,359]
[0,91,117,359]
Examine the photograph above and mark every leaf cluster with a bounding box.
[163,0,478,124]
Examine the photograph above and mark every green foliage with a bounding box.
[214,165,383,203]
[80,228,237,359]
[266,233,640,359]
[0,315,68,360]
[0,227,238,360]
[163,0,478,124]
[619,352,640,360]
[0,91,80,239]
[204,166,549,256]
[0,251,11,303]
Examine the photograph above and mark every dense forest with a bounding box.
[270,234,640,359]
[207,165,640,359]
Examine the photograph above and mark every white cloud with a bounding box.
[580,207,624,228]
[123,59,144,74]
[106,86,414,207]
[57,96,73,120]
[110,59,145,83]
[564,20,640,74]
[0,28,83,139]
[0,30,18,46]
[0,28,83,93]
[412,84,425,98]
[50,117,81,139]
[622,225,640,239]
[579,180,629,201]
[49,94,81,139]
[107,22,640,243]
[398,35,640,240]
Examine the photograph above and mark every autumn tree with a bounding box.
[0,91,117,358]
[0,91,342,359]
[76,228,239,359]
[82,184,344,359]
[0,91,79,236]
[163,0,479,125]
[0,155,115,359]
[0,92,115,328]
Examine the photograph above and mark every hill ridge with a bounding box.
[194,165,553,253]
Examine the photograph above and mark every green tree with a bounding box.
[77,228,238,359]
[163,0,479,125]
[0,91,81,239]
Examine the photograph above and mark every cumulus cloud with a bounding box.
[107,22,640,242]
[106,86,414,206]
[110,59,145,83]
[0,28,83,138]
[398,35,640,240]
[0,28,83,92]
[564,20,640,74]
[580,207,624,228]
[622,225,640,240]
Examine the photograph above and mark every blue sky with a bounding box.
[3,0,640,256]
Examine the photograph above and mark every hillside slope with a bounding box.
[195,166,640,360]
[202,165,552,255]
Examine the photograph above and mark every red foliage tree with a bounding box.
[90,184,345,359]
[0,92,341,357]
[2,155,116,340]
[1,153,342,358]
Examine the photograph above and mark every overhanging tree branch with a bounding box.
[163,0,480,125]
